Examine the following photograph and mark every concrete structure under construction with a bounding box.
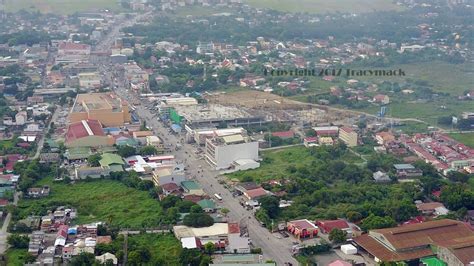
[173,104,266,127]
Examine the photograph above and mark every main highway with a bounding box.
[95,9,299,265]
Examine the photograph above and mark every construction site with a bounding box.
[204,90,360,125]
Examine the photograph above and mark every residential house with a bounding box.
[316,219,352,236]
[197,199,216,213]
[27,186,50,198]
[373,94,390,105]
[373,171,391,183]
[243,187,268,201]
[393,164,423,179]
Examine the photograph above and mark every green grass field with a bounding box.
[5,248,29,266]
[4,0,124,14]
[17,178,163,228]
[449,133,474,148]
[244,0,404,14]
[229,146,363,182]
[358,99,472,126]
[229,146,312,182]
[351,61,474,96]
[126,234,182,264]
[172,5,232,17]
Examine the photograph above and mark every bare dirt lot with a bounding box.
[205,90,309,110]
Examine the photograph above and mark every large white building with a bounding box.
[204,133,259,170]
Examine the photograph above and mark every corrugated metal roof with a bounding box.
[222,134,244,144]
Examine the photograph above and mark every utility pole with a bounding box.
[123,231,128,266]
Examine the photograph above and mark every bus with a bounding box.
[214,193,223,201]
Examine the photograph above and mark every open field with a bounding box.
[171,5,232,17]
[4,0,124,14]
[357,99,473,126]
[123,234,182,264]
[206,89,307,110]
[449,133,474,148]
[244,0,404,14]
[229,146,363,182]
[17,178,163,228]
[348,61,474,96]
[5,248,29,266]
[229,146,314,182]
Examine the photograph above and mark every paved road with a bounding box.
[0,192,19,254]
[113,86,298,265]
[94,10,298,265]
[32,105,60,160]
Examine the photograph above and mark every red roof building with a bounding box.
[243,187,268,200]
[271,131,295,139]
[354,219,474,262]
[287,219,318,239]
[65,120,113,148]
[316,219,351,234]
[228,223,240,234]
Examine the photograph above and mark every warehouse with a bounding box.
[65,120,114,148]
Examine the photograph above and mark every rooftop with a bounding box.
[65,120,104,143]
[72,93,126,113]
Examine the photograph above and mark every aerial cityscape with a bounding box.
[0,0,473,265]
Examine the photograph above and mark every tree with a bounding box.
[328,228,347,244]
[177,200,197,213]
[160,195,181,209]
[140,145,157,156]
[190,205,204,214]
[346,211,363,222]
[183,213,214,228]
[204,242,216,255]
[69,252,98,266]
[361,214,396,231]
[7,234,29,248]
[87,154,102,167]
[220,208,230,217]
[259,196,280,218]
[117,145,137,157]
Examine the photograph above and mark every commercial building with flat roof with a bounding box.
[204,133,259,170]
[69,93,131,127]
[339,126,358,147]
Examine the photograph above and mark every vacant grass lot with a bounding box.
[449,133,474,148]
[358,99,473,126]
[244,0,404,14]
[126,234,182,264]
[229,146,363,182]
[347,61,474,96]
[5,0,124,14]
[5,248,29,266]
[17,178,163,228]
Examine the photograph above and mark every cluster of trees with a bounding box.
[244,145,425,230]
[13,160,55,192]
[116,145,159,157]
[299,242,331,256]
[159,195,214,228]
[94,233,211,266]
[108,171,155,194]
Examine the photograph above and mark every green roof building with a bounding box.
[420,257,447,266]
[65,147,92,160]
[197,199,216,212]
[99,153,124,167]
